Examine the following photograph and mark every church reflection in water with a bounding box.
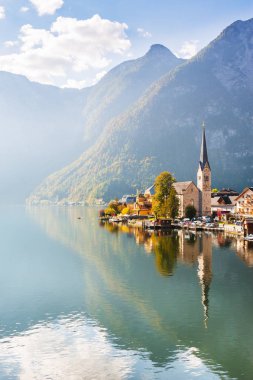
[101,221,253,327]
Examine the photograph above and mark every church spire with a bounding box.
[199,122,210,170]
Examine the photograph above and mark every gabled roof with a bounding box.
[235,187,253,201]
[145,181,198,196]
[211,195,237,207]
[173,181,196,195]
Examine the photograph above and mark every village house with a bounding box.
[235,187,253,217]
[211,190,238,218]
[133,193,152,216]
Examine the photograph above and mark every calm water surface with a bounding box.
[1,206,253,379]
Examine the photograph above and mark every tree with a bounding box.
[152,171,178,218]
[167,186,179,219]
[185,204,197,219]
[104,200,122,215]
[122,207,131,215]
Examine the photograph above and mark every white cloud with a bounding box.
[0,15,131,88]
[4,40,18,48]
[177,40,200,59]
[29,0,63,16]
[20,6,30,13]
[0,6,5,19]
[95,70,107,82]
[137,28,152,38]
[62,79,88,89]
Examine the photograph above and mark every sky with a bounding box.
[0,0,252,89]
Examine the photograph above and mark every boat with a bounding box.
[109,217,121,223]
[143,218,172,230]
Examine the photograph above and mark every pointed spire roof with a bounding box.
[199,122,210,170]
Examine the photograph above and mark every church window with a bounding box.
[204,175,209,181]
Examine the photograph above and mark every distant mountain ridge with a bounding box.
[28,18,253,204]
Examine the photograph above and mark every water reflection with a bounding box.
[102,224,214,326]
[0,313,224,380]
[18,207,253,379]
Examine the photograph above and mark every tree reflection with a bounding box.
[152,234,179,276]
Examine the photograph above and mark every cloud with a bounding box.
[29,0,63,16]
[0,15,131,88]
[62,79,88,89]
[4,40,18,48]
[0,317,133,379]
[177,40,200,59]
[94,70,107,82]
[0,6,5,19]
[20,6,30,13]
[137,28,152,38]
[0,316,220,379]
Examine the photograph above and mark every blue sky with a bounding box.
[0,0,252,88]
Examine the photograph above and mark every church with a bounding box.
[174,125,211,217]
[173,125,212,217]
[144,125,212,217]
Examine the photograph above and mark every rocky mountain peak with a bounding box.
[193,18,253,91]
[145,44,178,60]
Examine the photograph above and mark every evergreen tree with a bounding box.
[185,204,197,219]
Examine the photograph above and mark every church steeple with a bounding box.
[199,122,210,171]
[197,122,211,216]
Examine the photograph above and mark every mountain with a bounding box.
[29,18,253,204]
[82,44,184,143]
[0,72,89,203]
[0,45,183,204]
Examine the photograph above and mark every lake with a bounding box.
[0,206,253,379]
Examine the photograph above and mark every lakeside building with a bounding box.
[171,126,212,217]
[173,181,199,218]
[235,187,253,217]
[211,195,238,217]
[211,188,239,218]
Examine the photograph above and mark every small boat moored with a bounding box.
[244,234,253,241]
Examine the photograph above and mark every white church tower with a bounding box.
[197,124,211,216]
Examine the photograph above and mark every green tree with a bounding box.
[185,204,197,219]
[167,186,179,219]
[152,171,177,218]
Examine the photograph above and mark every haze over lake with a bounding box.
[0,206,253,379]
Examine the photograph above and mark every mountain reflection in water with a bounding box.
[1,206,252,380]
